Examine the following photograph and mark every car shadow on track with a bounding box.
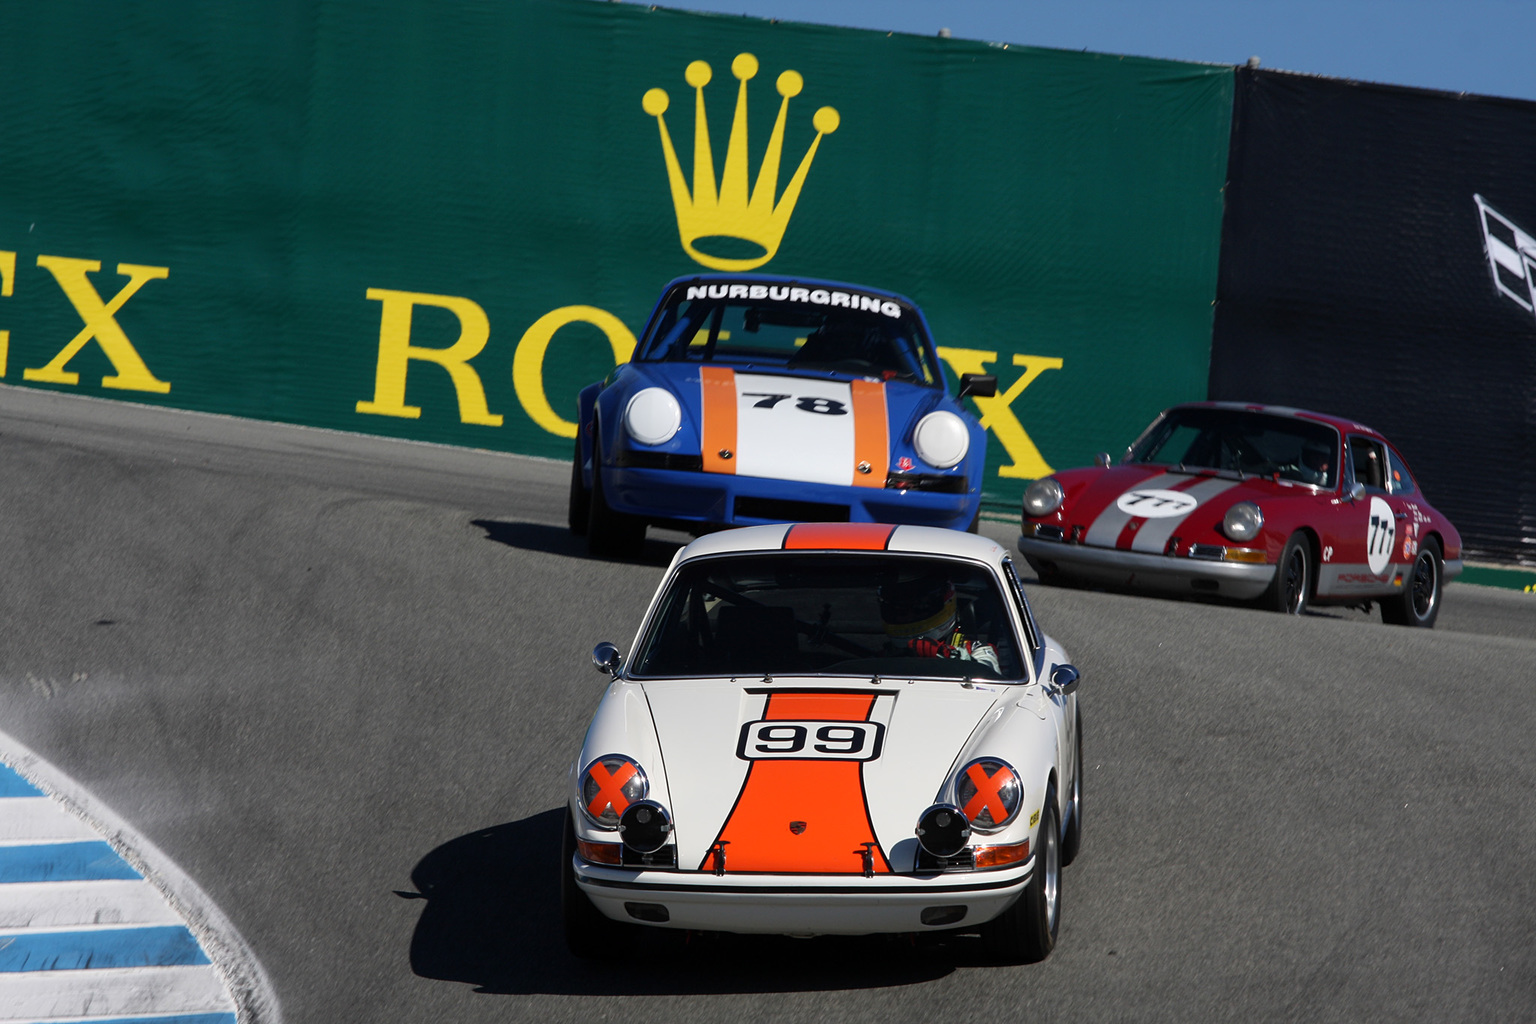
[402,808,971,995]
[471,520,683,566]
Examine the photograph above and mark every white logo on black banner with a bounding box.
[1475,194,1536,323]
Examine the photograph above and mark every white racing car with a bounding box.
[563,522,1083,963]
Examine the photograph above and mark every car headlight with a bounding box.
[954,758,1022,832]
[1022,478,1065,517]
[579,755,649,829]
[1222,501,1264,542]
[618,800,674,854]
[913,411,969,469]
[623,388,681,446]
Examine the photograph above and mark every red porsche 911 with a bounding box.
[1016,403,1462,627]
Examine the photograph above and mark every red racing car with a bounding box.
[1016,402,1463,627]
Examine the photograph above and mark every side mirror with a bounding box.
[1094,452,1112,468]
[592,642,623,678]
[957,373,997,399]
[1347,481,1365,503]
[1050,663,1080,696]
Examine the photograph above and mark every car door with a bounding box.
[1332,434,1406,598]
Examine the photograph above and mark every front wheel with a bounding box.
[1261,532,1312,615]
[1060,710,1083,867]
[979,788,1060,964]
[586,451,646,559]
[1381,536,1442,628]
[568,436,589,536]
[562,808,633,959]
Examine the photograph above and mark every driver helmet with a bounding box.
[879,571,957,641]
[1301,439,1332,478]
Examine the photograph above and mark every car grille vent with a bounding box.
[734,496,850,523]
[1189,544,1226,561]
[1032,524,1065,541]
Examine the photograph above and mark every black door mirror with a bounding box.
[592,642,623,678]
[957,373,997,399]
[1050,663,1080,696]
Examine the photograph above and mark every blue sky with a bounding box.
[629,0,1536,102]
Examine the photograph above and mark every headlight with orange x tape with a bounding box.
[954,758,1023,832]
[579,754,649,829]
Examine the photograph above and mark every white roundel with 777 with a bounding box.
[1115,488,1199,519]
[1366,496,1396,575]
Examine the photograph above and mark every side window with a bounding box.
[1001,558,1045,680]
[1347,435,1388,492]
[1386,446,1418,495]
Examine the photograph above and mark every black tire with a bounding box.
[966,509,981,534]
[1060,710,1083,867]
[1261,532,1312,615]
[586,447,646,559]
[1381,536,1442,628]
[979,788,1060,964]
[562,807,633,959]
[568,436,589,536]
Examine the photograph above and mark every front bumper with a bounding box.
[604,465,978,532]
[1017,535,1277,600]
[573,857,1032,935]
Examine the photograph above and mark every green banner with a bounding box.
[0,0,1233,510]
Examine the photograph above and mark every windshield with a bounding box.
[631,554,1023,681]
[1128,408,1340,488]
[636,282,941,385]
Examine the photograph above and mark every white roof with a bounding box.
[675,523,1008,564]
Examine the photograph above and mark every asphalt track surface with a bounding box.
[2,384,1533,1023]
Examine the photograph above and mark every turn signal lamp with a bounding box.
[579,755,648,829]
[576,839,622,864]
[973,839,1030,868]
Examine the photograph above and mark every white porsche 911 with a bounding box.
[563,522,1083,963]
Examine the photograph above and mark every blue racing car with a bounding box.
[569,275,997,557]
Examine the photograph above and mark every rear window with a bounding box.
[631,553,1023,681]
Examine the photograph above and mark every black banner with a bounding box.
[1211,67,1536,565]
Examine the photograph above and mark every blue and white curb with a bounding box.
[0,731,279,1024]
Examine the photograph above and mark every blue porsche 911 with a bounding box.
[569,274,997,557]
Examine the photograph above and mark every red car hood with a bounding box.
[1046,464,1322,553]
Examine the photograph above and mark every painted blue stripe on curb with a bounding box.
[0,763,43,797]
[0,924,209,972]
[0,841,142,883]
[16,1017,237,1024]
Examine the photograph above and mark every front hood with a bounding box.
[618,362,958,487]
[1054,464,1323,552]
[644,678,1001,874]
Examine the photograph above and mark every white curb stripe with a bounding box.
[0,799,98,845]
[0,734,280,1024]
[0,964,232,1020]
[0,880,182,931]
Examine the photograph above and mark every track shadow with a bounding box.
[402,809,962,996]
[470,520,683,566]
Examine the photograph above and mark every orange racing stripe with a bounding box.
[700,366,737,475]
[849,379,888,488]
[704,693,890,874]
[782,523,896,550]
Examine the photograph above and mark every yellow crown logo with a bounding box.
[643,53,840,271]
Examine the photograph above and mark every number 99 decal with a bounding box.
[736,720,886,761]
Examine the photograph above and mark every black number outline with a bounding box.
[736,720,886,761]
